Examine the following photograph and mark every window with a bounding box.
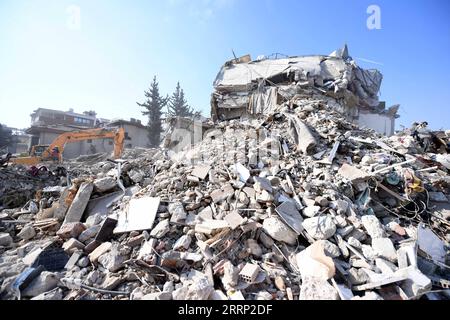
[126,143,132,148]
[74,117,90,124]
[125,132,131,140]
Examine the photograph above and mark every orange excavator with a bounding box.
[10,127,125,166]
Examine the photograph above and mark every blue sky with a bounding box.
[0,0,449,130]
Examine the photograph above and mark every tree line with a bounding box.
[137,77,201,147]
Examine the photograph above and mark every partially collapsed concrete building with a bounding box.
[211,45,399,136]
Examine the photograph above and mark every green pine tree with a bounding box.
[137,76,169,147]
[167,82,194,118]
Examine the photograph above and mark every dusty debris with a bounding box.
[1,46,449,301]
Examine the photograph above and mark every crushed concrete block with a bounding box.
[169,202,187,224]
[0,232,13,246]
[375,258,397,274]
[361,215,385,239]
[195,219,229,235]
[371,237,397,263]
[88,241,112,263]
[62,238,85,253]
[338,164,369,182]
[21,272,59,298]
[191,165,211,180]
[296,241,336,281]
[126,234,145,247]
[262,216,298,245]
[299,277,339,300]
[93,177,117,193]
[222,261,239,290]
[78,224,101,243]
[245,239,262,257]
[18,225,36,241]
[98,244,129,272]
[173,235,192,251]
[56,222,86,240]
[302,215,336,240]
[224,211,244,230]
[302,205,321,218]
[150,219,170,238]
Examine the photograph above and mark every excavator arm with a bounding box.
[11,127,125,165]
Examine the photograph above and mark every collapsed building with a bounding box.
[211,45,399,136]
[0,47,449,301]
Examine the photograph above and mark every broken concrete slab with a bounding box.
[224,211,244,230]
[63,182,93,224]
[275,201,304,234]
[191,165,211,180]
[114,196,160,234]
[338,163,370,182]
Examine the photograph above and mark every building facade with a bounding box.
[26,108,151,159]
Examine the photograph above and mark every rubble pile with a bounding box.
[0,165,62,209]
[1,49,450,301]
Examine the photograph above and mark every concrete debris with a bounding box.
[21,271,59,298]
[302,215,336,240]
[150,219,170,238]
[296,241,336,281]
[93,176,117,193]
[0,233,13,247]
[17,225,36,241]
[63,182,93,224]
[371,238,398,263]
[299,277,339,300]
[114,196,160,234]
[1,46,449,301]
[262,216,298,245]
